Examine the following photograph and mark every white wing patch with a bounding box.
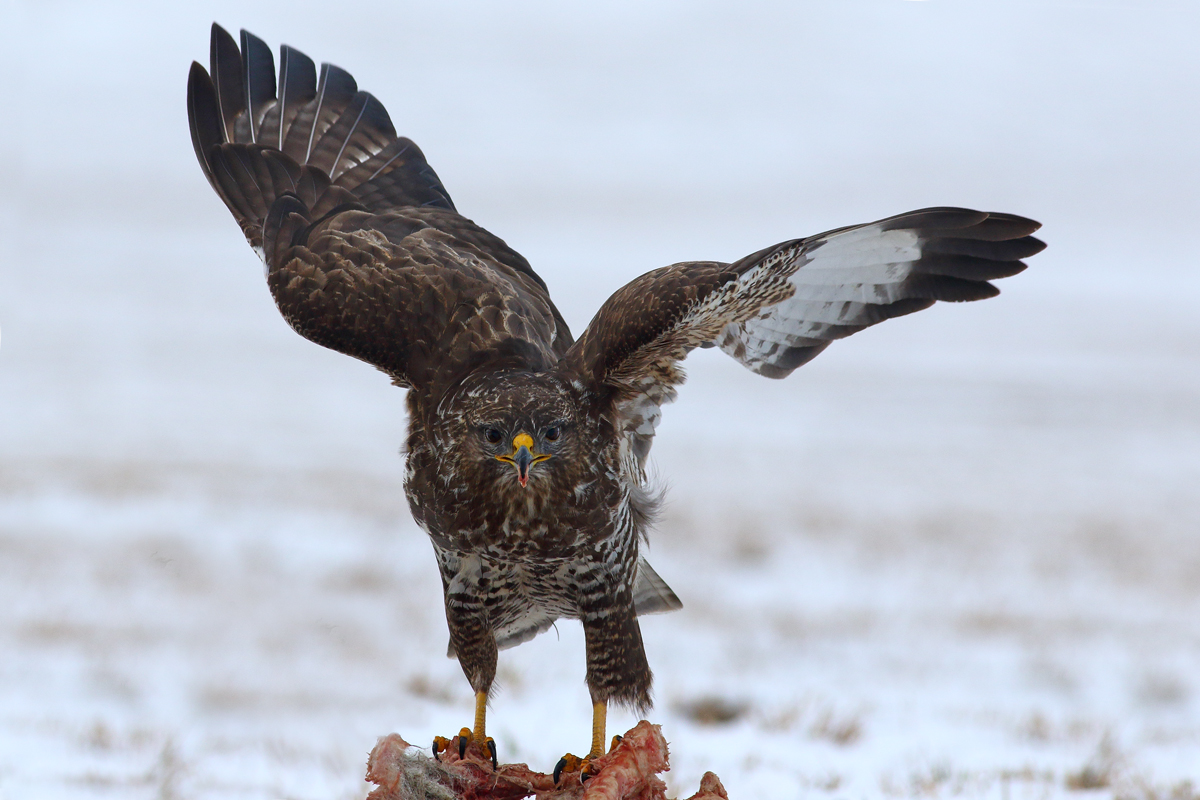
[718,226,923,377]
[594,207,1040,465]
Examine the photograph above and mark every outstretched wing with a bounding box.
[561,208,1045,463]
[188,24,571,390]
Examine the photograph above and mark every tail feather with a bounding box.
[632,558,682,616]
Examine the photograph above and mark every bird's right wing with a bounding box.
[188,25,572,390]
[259,201,569,391]
[560,208,1045,464]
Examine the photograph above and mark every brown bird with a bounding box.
[187,24,1044,779]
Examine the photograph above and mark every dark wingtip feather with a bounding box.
[883,207,989,232]
[301,62,358,165]
[209,23,243,143]
[866,296,938,322]
[194,26,459,236]
[896,210,1041,302]
[318,62,359,103]
[276,44,317,150]
[187,61,223,190]
[240,29,277,142]
[950,212,1042,241]
[888,208,1043,241]
[924,235,1046,261]
[982,212,1042,237]
[915,253,1030,282]
[909,275,1001,302]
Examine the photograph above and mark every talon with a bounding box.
[486,737,498,770]
[457,726,472,759]
[554,753,589,785]
[609,734,623,752]
[432,735,451,761]
[580,758,599,782]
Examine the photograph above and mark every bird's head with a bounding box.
[433,371,583,494]
[480,424,563,489]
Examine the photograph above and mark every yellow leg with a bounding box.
[473,691,488,742]
[589,701,606,758]
[553,701,609,784]
[434,693,496,769]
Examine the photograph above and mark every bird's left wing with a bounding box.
[559,208,1044,464]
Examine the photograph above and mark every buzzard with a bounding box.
[187,24,1044,778]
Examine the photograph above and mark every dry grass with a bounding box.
[1115,779,1199,800]
[672,696,750,726]
[807,707,863,746]
[1065,734,1120,791]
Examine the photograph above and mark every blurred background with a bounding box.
[1,1,1197,798]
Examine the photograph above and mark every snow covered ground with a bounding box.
[2,2,1198,798]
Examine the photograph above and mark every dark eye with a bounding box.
[544,426,561,442]
[485,428,503,444]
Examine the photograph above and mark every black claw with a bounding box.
[553,757,568,785]
[432,740,440,761]
[487,739,498,770]
[581,768,593,783]
[458,735,468,759]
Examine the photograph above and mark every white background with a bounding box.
[1,1,1197,798]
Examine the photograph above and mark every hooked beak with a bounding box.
[496,433,552,488]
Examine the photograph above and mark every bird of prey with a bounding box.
[187,24,1044,779]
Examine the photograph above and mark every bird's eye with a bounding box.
[544,426,561,442]
[485,428,503,444]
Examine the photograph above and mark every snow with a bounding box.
[2,1,1198,798]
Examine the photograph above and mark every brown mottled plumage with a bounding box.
[188,24,1044,760]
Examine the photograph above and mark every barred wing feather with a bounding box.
[187,24,571,391]
[563,207,1044,461]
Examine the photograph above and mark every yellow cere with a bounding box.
[512,433,535,450]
